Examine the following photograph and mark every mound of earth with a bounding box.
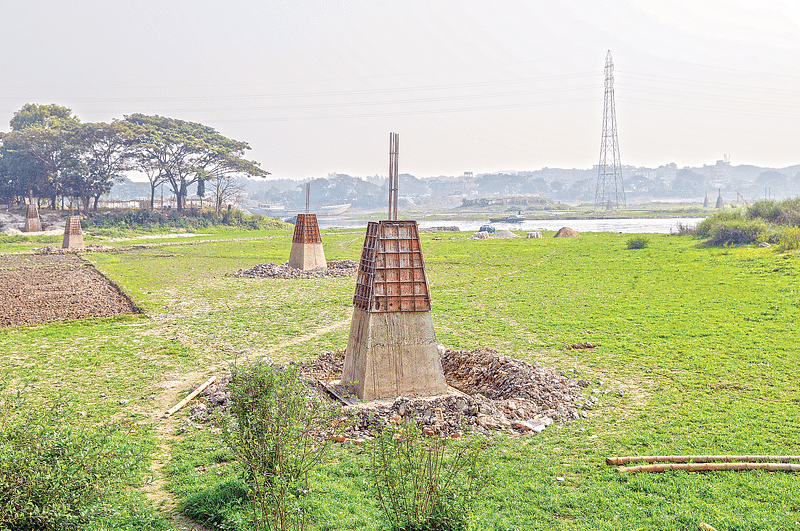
[231,259,359,279]
[554,227,580,237]
[35,244,116,255]
[0,254,138,328]
[496,229,519,238]
[190,348,587,440]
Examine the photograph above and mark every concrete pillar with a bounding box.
[62,216,84,249]
[341,220,447,400]
[24,204,42,232]
[288,214,327,270]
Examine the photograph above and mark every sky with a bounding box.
[2,0,800,181]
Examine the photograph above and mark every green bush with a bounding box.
[705,218,769,246]
[777,226,800,251]
[747,198,800,226]
[82,208,286,233]
[0,389,152,530]
[625,236,650,249]
[220,362,339,531]
[695,210,744,238]
[370,421,487,531]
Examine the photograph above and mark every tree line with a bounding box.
[0,104,269,214]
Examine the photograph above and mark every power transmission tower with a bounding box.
[595,50,626,209]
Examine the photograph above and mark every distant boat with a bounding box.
[489,214,526,223]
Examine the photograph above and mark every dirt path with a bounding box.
[142,316,352,530]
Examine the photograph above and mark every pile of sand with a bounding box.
[554,227,580,237]
[496,230,519,238]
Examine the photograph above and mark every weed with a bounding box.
[777,226,800,251]
[0,386,156,530]
[625,236,650,249]
[370,420,488,531]
[219,361,340,531]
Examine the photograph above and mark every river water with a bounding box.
[315,217,705,234]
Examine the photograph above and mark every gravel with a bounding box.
[230,260,359,279]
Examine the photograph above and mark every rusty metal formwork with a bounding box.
[64,216,83,235]
[26,204,39,219]
[292,214,322,244]
[353,220,431,313]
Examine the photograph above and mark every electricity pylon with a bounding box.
[595,50,626,208]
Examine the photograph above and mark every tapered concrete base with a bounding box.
[24,217,42,232]
[288,242,326,270]
[62,216,84,249]
[341,308,448,400]
[24,205,42,232]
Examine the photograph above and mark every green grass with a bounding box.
[1,229,799,529]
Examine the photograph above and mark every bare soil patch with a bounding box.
[0,254,138,328]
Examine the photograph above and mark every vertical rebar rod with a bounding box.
[388,132,399,220]
[305,183,310,214]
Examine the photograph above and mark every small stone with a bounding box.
[334,434,346,443]
[77,410,87,417]
[99,393,106,398]
[422,427,435,436]
[119,399,129,405]
[352,438,365,445]
[556,476,565,482]
[617,387,625,397]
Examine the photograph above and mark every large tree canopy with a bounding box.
[0,105,269,212]
[125,114,269,211]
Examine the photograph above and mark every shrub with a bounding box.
[705,218,769,246]
[747,199,800,227]
[370,420,487,531]
[0,388,150,530]
[777,226,800,251]
[82,208,286,233]
[625,236,650,249]
[675,221,696,236]
[695,210,744,238]
[219,362,339,531]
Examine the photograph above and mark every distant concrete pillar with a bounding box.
[24,204,42,232]
[341,220,448,400]
[62,216,84,249]
[716,189,724,209]
[288,214,326,270]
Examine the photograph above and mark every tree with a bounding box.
[208,174,246,215]
[125,114,268,212]
[1,104,82,209]
[70,121,134,212]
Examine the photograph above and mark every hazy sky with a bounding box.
[2,0,800,180]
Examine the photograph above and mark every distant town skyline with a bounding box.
[2,1,800,180]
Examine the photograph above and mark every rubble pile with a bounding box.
[231,259,358,279]
[35,244,116,255]
[191,347,587,440]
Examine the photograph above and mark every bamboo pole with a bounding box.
[165,375,217,417]
[617,462,800,474]
[606,455,800,465]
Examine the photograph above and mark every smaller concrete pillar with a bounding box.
[288,214,326,270]
[24,204,42,232]
[62,216,84,249]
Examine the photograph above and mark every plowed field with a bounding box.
[0,254,137,327]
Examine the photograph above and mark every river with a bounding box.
[314,217,705,234]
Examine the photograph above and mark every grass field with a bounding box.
[1,227,798,530]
